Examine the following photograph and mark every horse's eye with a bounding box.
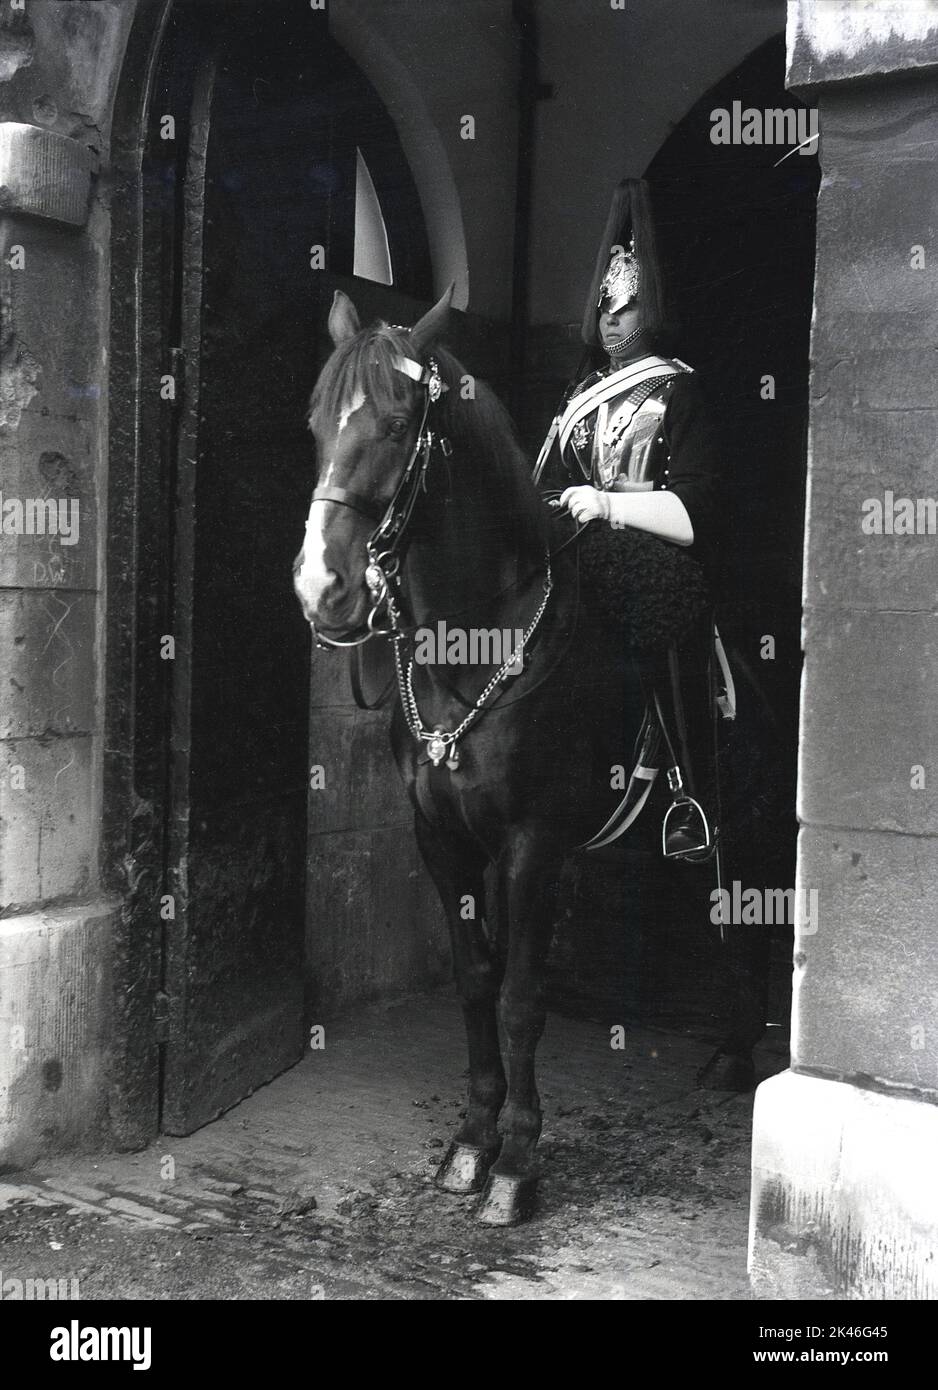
[388,417,408,439]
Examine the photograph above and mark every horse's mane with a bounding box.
[309,323,548,564]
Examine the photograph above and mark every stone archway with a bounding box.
[329,0,470,309]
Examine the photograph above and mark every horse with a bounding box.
[293,285,752,1225]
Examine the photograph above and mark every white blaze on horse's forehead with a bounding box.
[337,387,366,436]
[314,387,367,494]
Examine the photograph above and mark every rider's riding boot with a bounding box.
[664,779,711,858]
[650,643,715,862]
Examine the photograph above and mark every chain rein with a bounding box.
[394,554,552,769]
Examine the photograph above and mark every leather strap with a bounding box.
[350,644,395,711]
[311,485,384,524]
[558,355,687,456]
[577,708,661,851]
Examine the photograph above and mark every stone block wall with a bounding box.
[749,0,938,1299]
[0,0,134,1166]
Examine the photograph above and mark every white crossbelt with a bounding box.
[533,355,691,484]
[557,355,690,458]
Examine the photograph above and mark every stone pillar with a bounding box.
[0,2,136,1165]
[749,1,938,1299]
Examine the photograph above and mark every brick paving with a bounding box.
[0,993,788,1300]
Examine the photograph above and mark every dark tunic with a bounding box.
[657,371,722,578]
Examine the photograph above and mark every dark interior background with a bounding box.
[546,35,817,1046]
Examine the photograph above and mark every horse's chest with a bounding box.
[410,757,505,834]
[391,717,512,837]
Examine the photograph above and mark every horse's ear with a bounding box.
[328,290,361,345]
[409,282,455,354]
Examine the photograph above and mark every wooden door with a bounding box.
[153,0,433,1132]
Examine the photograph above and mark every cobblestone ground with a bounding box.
[0,994,788,1300]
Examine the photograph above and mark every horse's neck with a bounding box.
[404,447,533,629]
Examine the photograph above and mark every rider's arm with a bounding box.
[560,370,722,550]
[656,372,722,558]
[602,489,694,546]
[602,373,722,551]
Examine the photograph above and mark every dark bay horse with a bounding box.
[294,286,695,1224]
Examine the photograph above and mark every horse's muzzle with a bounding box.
[295,570,370,643]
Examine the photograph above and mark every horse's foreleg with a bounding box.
[477,835,558,1227]
[413,811,506,1193]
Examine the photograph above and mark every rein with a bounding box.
[410,505,583,717]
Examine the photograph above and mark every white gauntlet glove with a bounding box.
[558,486,610,524]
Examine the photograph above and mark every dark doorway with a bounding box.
[549,34,817,1040]
[648,33,818,1031]
[124,0,433,1134]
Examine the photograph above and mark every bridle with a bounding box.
[307,348,450,651]
[306,338,554,771]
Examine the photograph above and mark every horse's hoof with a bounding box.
[435,1141,499,1195]
[475,1171,538,1226]
[697,1048,756,1092]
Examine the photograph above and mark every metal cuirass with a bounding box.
[562,359,690,493]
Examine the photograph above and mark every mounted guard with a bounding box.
[294,241,750,1226]
[535,177,733,862]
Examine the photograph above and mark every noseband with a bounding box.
[308,351,450,650]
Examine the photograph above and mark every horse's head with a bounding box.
[293,285,454,640]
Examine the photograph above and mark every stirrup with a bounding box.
[662,767,712,861]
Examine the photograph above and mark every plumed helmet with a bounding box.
[582,178,667,348]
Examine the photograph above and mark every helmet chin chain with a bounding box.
[604,324,644,356]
